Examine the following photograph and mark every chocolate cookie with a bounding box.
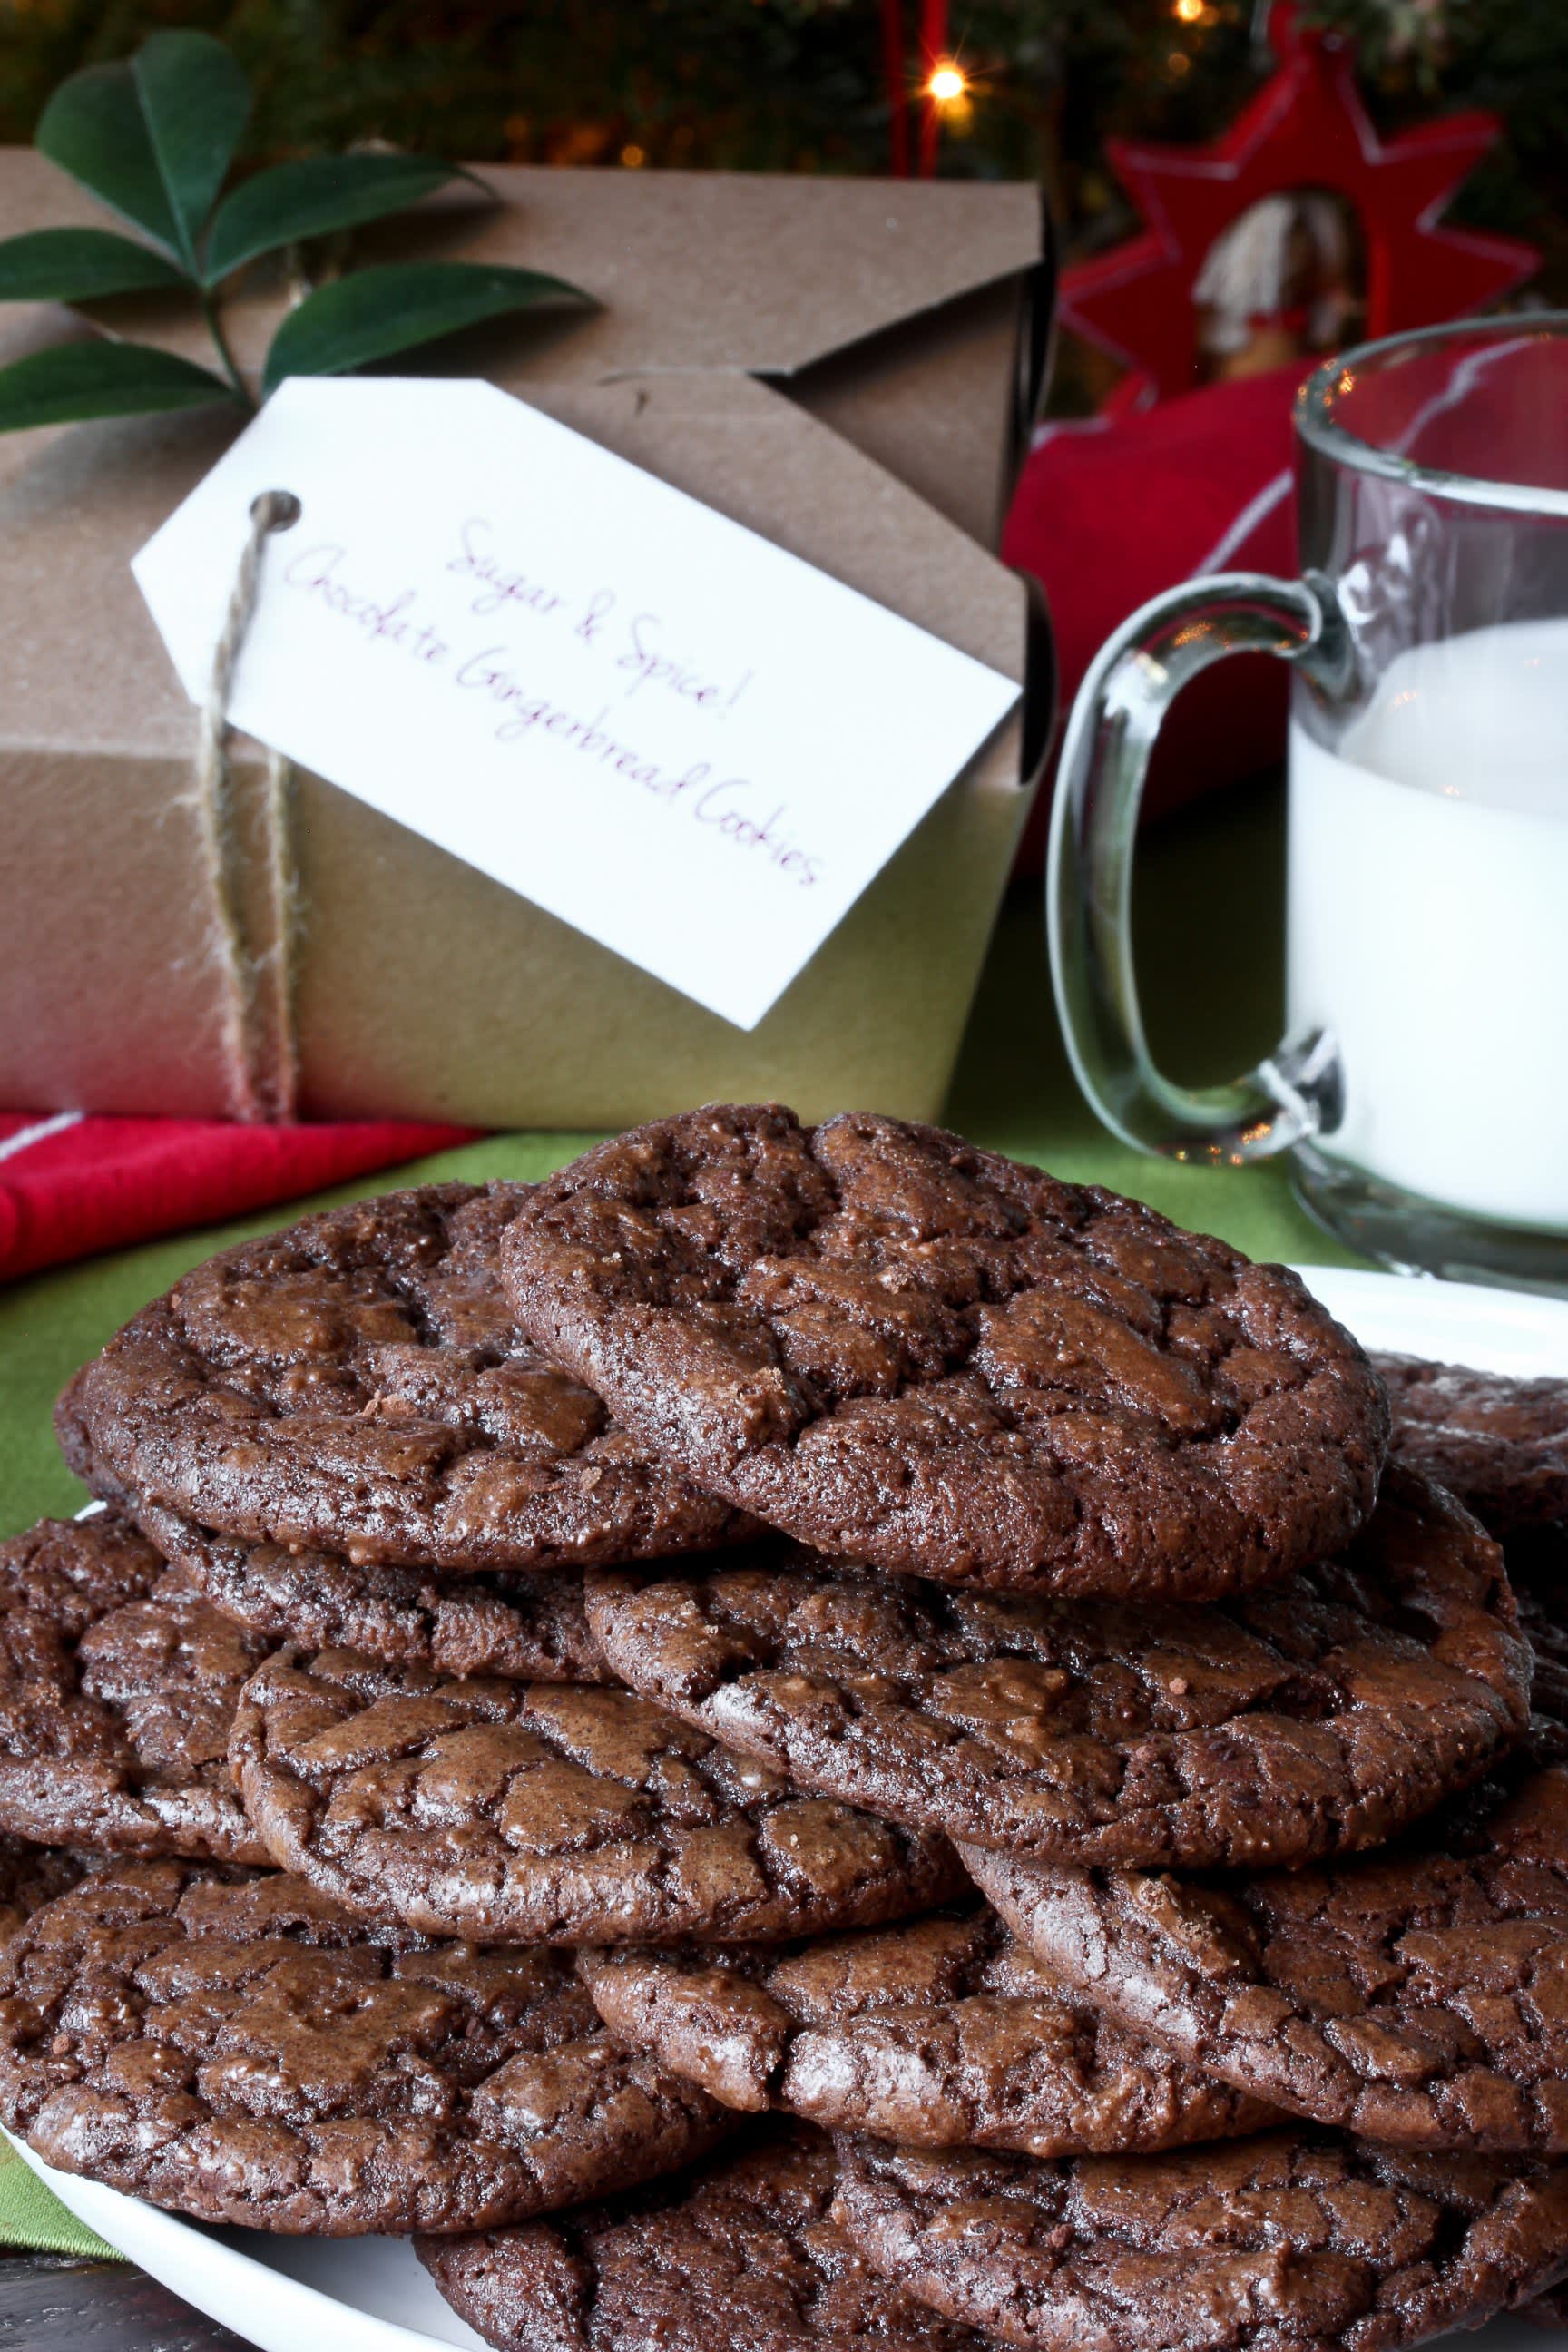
[59,1182,751,1573]
[830,2130,1568,2352]
[0,1513,270,1862]
[1377,1353,1568,1536]
[417,2119,985,2352]
[132,1498,606,1684]
[0,1841,83,1947]
[231,1649,964,1945]
[501,1107,1387,1597]
[966,1759,1568,2152]
[585,1464,1526,1870]
[1382,1354,1568,1533]
[578,1905,1277,2154]
[1504,1526,1568,1743]
[0,1859,731,2233]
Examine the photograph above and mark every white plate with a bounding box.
[10,1265,1568,2351]
[1287,1266,1568,1382]
[7,2147,487,2347]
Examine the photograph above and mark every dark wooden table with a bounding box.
[0,2252,250,2347]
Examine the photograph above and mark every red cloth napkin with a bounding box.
[0,1112,477,1284]
[1004,363,1302,873]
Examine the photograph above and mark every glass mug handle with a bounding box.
[1047,568,1348,1165]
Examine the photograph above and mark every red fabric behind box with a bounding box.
[1004,365,1303,872]
[0,1112,477,1283]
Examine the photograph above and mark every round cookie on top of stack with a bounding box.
[9,1116,1567,2352]
[499,1106,1389,1598]
[59,1181,754,1573]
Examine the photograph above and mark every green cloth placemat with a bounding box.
[0,778,1365,2260]
[0,2142,117,2258]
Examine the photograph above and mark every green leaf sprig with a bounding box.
[0,32,590,433]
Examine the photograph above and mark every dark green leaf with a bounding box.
[205,154,474,283]
[0,227,189,303]
[37,35,250,270]
[38,63,181,253]
[132,34,251,265]
[262,261,591,394]
[0,338,237,431]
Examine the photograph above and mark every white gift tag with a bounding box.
[133,377,1020,1029]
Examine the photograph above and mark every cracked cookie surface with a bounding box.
[59,1182,750,1573]
[0,1860,730,2233]
[418,2119,985,2352]
[0,1513,270,1862]
[231,1649,963,1945]
[830,2129,1568,2352]
[0,1840,83,1948]
[578,1905,1278,2154]
[502,1107,1387,1596]
[966,1760,1568,2152]
[1511,1531,1568,1748]
[585,1464,1526,1870]
[1377,1354,1568,1537]
[132,1497,606,1684]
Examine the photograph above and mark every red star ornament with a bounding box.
[1061,10,1539,410]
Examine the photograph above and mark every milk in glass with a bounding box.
[1287,618,1568,1229]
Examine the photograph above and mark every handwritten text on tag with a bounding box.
[133,378,1020,1028]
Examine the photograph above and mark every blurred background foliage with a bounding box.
[0,1,1560,298]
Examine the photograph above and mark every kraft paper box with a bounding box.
[0,154,1053,1127]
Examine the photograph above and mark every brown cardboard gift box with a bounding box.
[0,154,1053,1127]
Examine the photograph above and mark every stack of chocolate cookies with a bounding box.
[2,1103,1565,2352]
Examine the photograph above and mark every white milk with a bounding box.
[1287,618,1568,1229]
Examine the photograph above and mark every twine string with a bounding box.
[191,488,300,1123]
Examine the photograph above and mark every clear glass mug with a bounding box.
[1047,314,1568,1292]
